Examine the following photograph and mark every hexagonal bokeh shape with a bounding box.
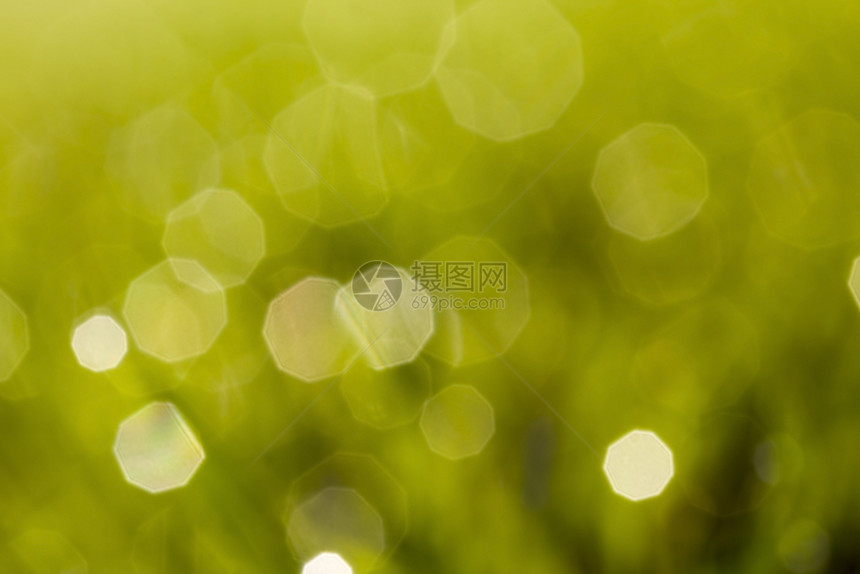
[113,402,205,493]
[747,110,860,249]
[420,384,495,460]
[436,0,583,141]
[71,313,128,372]
[336,264,434,370]
[163,188,266,289]
[285,453,408,570]
[264,84,388,228]
[105,104,219,221]
[287,487,385,571]
[123,259,227,363]
[341,360,431,430]
[303,0,453,97]
[603,430,674,501]
[264,278,361,382]
[0,288,29,383]
[593,123,708,241]
[419,237,530,366]
[303,552,353,574]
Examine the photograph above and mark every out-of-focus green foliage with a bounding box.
[2,0,860,572]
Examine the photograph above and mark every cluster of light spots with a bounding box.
[105,104,219,221]
[287,487,385,570]
[420,237,530,366]
[748,110,860,249]
[340,361,431,430]
[123,259,227,363]
[420,384,495,460]
[336,265,434,369]
[593,123,708,241]
[285,454,407,571]
[9,529,88,574]
[113,402,205,493]
[436,0,583,141]
[662,1,791,98]
[0,288,28,382]
[607,216,720,306]
[163,188,266,289]
[303,0,454,97]
[264,85,387,228]
[264,278,360,382]
[779,521,830,573]
[71,314,128,372]
[633,300,758,413]
[603,430,674,501]
[378,84,521,211]
[303,552,353,574]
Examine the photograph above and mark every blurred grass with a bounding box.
[1,0,860,572]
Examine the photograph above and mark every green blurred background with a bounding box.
[2,0,860,571]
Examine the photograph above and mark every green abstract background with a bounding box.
[1,0,859,572]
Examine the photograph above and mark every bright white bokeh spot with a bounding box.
[123,259,227,363]
[603,430,674,501]
[264,85,388,228]
[0,288,29,383]
[71,314,128,372]
[748,110,860,249]
[302,552,353,574]
[419,384,495,460]
[163,188,266,289]
[593,123,708,241]
[435,0,583,141]
[336,265,433,370]
[303,0,454,97]
[113,402,205,493]
[105,104,219,221]
[287,487,385,569]
[264,278,360,382]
